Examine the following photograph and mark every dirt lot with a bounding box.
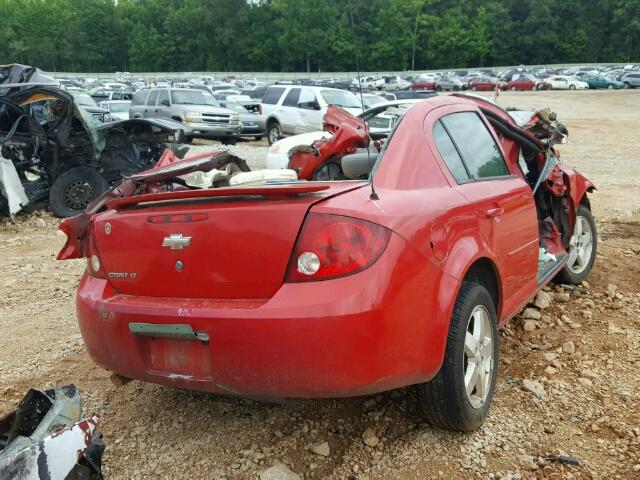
[1,90,639,479]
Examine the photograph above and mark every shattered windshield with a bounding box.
[320,90,361,109]
[171,90,218,106]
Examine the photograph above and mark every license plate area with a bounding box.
[129,323,212,378]
[146,338,211,377]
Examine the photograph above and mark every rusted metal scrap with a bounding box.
[0,385,104,479]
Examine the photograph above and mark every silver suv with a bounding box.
[622,72,640,88]
[129,88,240,143]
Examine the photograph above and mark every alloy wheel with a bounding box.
[567,215,593,274]
[463,305,494,409]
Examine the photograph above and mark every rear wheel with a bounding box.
[608,85,614,89]
[48,166,108,218]
[511,86,517,91]
[267,121,282,145]
[556,204,597,284]
[415,282,499,431]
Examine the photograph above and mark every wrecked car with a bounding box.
[58,94,596,432]
[0,385,103,479]
[0,64,184,217]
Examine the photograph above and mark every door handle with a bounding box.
[486,207,504,218]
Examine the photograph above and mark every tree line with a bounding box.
[0,0,638,73]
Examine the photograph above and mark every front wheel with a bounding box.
[511,86,517,91]
[608,85,614,89]
[556,204,597,284]
[48,166,108,218]
[415,282,499,431]
[569,84,576,90]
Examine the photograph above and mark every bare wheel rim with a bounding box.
[567,215,593,274]
[64,178,94,211]
[463,305,494,409]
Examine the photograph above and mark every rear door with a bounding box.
[144,90,159,117]
[154,89,171,119]
[279,87,300,134]
[129,89,150,118]
[428,108,538,319]
[296,88,324,133]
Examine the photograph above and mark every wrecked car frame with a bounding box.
[0,64,184,217]
[0,385,104,479]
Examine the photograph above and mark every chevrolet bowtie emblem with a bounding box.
[162,234,191,250]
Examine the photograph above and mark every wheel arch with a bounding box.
[266,116,280,128]
[461,258,501,319]
[439,235,504,324]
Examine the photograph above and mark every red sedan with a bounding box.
[506,75,536,91]
[469,76,506,91]
[411,79,436,90]
[59,96,596,431]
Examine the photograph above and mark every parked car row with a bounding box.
[52,63,639,147]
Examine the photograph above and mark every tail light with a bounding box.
[87,231,106,279]
[286,213,391,282]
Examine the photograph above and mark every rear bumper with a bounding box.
[239,125,265,138]
[76,234,452,398]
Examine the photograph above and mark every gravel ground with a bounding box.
[1,90,639,479]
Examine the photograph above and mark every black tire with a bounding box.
[569,84,576,90]
[312,160,345,181]
[555,204,597,284]
[415,281,499,431]
[48,167,108,218]
[267,121,282,145]
[221,137,238,146]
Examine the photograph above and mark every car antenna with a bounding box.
[348,0,379,200]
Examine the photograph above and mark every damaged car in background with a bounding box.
[0,385,104,479]
[58,93,596,432]
[0,64,184,217]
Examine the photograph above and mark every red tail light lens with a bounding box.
[87,230,106,279]
[286,213,391,282]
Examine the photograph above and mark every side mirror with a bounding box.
[160,99,170,107]
[298,100,320,110]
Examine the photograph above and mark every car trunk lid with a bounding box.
[91,182,365,299]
